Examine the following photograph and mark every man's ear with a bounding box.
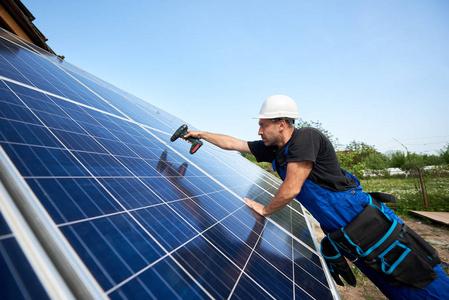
[278,119,286,132]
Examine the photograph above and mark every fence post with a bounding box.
[417,168,429,209]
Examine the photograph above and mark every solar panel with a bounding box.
[0,28,339,299]
[0,204,50,299]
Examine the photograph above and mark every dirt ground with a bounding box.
[314,215,449,300]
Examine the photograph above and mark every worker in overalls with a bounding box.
[185,95,449,299]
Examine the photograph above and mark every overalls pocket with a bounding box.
[328,198,441,290]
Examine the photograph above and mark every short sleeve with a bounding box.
[248,141,277,163]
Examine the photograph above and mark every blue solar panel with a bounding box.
[0,28,338,299]
[0,213,50,300]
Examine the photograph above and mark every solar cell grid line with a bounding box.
[1,76,239,296]
[199,148,281,191]
[0,221,51,300]
[59,71,177,132]
[0,73,185,158]
[1,80,320,300]
[0,28,105,88]
[0,75,137,133]
[0,78,228,214]
[0,75,266,298]
[238,213,317,299]
[200,204,332,299]
[0,49,124,118]
[196,147,315,244]
[104,100,332,298]
[30,45,185,134]
[10,74,274,298]
[2,79,164,169]
[170,221,265,298]
[190,147,319,252]
[0,101,218,298]
[37,122,318,298]
[212,215,270,299]
[0,28,53,61]
[2,32,165,123]
[1,72,166,253]
[0,29,339,299]
[205,217,276,299]
[0,145,107,300]
[121,205,265,298]
[0,182,53,300]
[51,55,185,131]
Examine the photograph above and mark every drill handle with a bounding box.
[182,134,199,144]
[181,134,203,154]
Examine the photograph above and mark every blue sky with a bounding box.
[24,1,449,154]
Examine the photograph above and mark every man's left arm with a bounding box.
[243,160,313,216]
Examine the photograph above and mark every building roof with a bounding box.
[0,0,55,54]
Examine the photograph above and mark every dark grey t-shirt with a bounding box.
[248,127,357,191]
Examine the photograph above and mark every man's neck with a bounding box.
[276,127,295,149]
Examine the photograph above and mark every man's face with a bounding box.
[258,119,280,147]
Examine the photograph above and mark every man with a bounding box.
[185,95,449,299]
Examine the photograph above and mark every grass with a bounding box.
[361,176,449,215]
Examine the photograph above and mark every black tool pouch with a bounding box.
[328,199,441,290]
[321,236,356,287]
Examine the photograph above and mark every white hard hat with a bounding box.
[253,95,300,119]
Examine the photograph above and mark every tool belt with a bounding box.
[325,194,441,290]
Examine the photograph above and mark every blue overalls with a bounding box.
[273,141,449,299]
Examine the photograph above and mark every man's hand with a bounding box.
[243,161,313,217]
[243,197,266,216]
[184,131,202,139]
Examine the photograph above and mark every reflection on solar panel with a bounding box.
[0,28,338,299]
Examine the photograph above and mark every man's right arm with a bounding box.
[184,131,252,154]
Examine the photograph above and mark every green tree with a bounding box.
[338,141,388,178]
[388,150,445,171]
[364,152,389,170]
[389,151,406,168]
[439,144,449,164]
[345,140,374,152]
[337,150,367,178]
[402,153,425,170]
[344,141,374,164]
[421,154,444,166]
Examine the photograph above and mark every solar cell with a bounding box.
[0,28,338,299]
[0,212,50,300]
